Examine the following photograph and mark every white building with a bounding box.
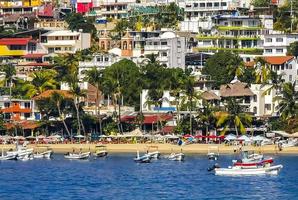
[250,84,278,117]
[144,31,186,68]
[78,53,120,80]
[40,30,91,54]
[263,32,298,56]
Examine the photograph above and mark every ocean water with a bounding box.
[0,154,297,200]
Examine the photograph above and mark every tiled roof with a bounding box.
[33,90,73,100]
[263,56,294,65]
[22,53,46,59]
[0,37,32,45]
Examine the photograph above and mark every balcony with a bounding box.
[197,35,260,40]
[217,26,262,31]
[145,45,170,51]
[194,47,263,54]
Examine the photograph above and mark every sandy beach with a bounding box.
[1,143,298,154]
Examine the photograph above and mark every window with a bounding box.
[289,64,292,69]
[161,41,167,46]
[4,102,10,108]
[265,104,271,111]
[214,2,219,7]
[253,95,257,102]
[221,2,227,6]
[265,38,272,42]
[194,3,198,7]
[162,52,167,57]
[55,47,61,51]
[153,42,158,46]
[276,49,283,53]
[276,38,283,42]
[104,57,109,61]
[24,102,30,108]
[289,75,292,82]
[253,107,257,114]
[97,56,103,62]
[265,49,272,53]
[207,3,212,7]
[200,3,205,7]
[244,96,250,104]
[24,113,31,119]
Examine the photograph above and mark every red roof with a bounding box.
[5,121,40,130]
[17,62,52,67]
[22,53,45,59]
[0,37,32,45]
[263,56,294,65]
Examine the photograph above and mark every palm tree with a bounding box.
[254,57,270,83]
[181,75,201,135]
[21,69,58,98]
[83,67,104,135]
[274,81,298,120]
[216,98,252,136]
[0,63,16,99]
[50,92,71,136]
[197,101,217,137]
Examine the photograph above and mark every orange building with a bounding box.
[121,31,133,57]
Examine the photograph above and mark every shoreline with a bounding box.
[1,143,298,155]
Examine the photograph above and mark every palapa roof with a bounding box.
[201,91,221,100]
[5,121,40,130]
[220,81,254,97]
[33,90,73,100]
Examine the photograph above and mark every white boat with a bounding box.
[214,164,283,176]
[207,146,219,160]
[18,154,34,161]
[134,151,151,163]
[145,146,161,159]
[64,152,90,159]
[0,148,17,161]
[7,146,34,160]
[168,153,185,161]
[93,145,108,157]
[280,138,298,148]
[33,150,53,159]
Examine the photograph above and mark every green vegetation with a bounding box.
[273,0,298,32]
[217,26,262,31]
[287,41,298,57]
[65,13,97,38]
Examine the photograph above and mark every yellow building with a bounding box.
[0,38,34,57]
[0,0,23,7]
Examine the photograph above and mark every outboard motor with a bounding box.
[208,163,220,171]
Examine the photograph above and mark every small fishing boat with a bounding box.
[64,152,90,160]
[0,147,17,161]
[214,164,283,176]
[168,153,185,161]
[232,151,273,169]
[33,150,53,159]
[207,146,219,160]
[93,145,108,157]
[145,146,160,159]
[134,151,151,163]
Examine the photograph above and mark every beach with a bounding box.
[1,143,298,154]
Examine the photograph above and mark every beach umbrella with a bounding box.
[238,135,251,142]
[53,134,62,139]
[37,135,46,139]
[252,135,266,141]
[74,135,85,139]
[26,136,36,140]
[225,134,237,141]
[13,136,25,140]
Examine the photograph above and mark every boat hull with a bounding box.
[93,150,108,157]
[215,165,283,176]
[33,150,53,159]
[64,152,90,160]
[168,153,185,161]
[0,155,17,161]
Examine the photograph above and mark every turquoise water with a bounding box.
[0,154,297,200]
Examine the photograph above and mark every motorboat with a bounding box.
[6,145,33,160]
[64,152,90,160]
[232,151,274,169]
[207,146,219,160]
[93,145,108,157]
[214,164,283,176]
[145,146,160,159]
[0,148,17,161]
[18,154,34,161]
[168,153,185,161]
[33,150,53,159]
[279,138,298,148]
[134,151,151,163]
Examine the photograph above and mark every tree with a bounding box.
[202,51,243,88]
[21,69,58,98]
[216,98,252,136]
[287,41,298,57]
[254,57,270,84]
[0,63,16,97]
[83,67,104,135]
[50,92,71,136]
[274,82,298,120]
[65,13,97,38]
[252,0,271,7]
[196,101,217,136]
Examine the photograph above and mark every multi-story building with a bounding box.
[0,96,37,121]
[144,31,186,68]
[40,30,91,54]
[78,53,120,80]
[0,37,38,58]
[34,20,68,30]
[92,0,135,19]
[263,31,298,56]
[196,14,271,55]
